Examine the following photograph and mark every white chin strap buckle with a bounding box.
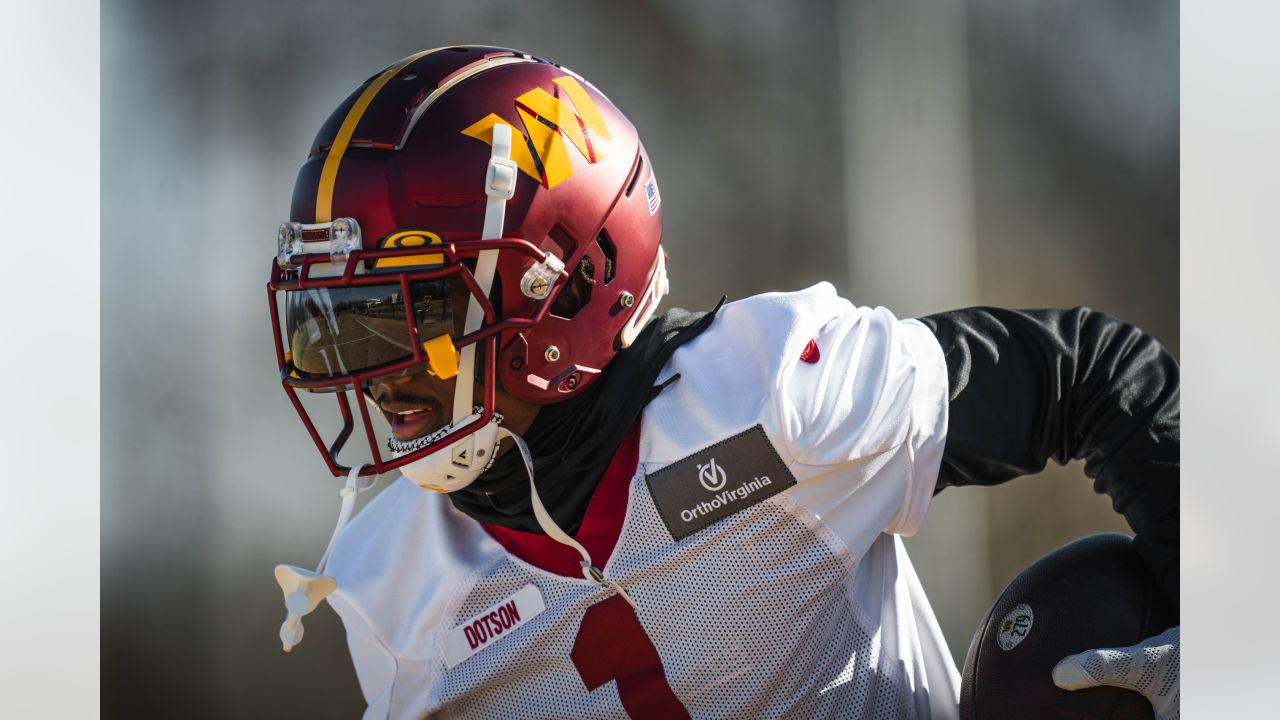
[274,565,336,652]
[273,465,375,652]
[486,156,518,200]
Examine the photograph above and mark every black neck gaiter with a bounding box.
[447,302,723,534]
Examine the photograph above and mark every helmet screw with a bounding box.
[529,277,550,297]
[544,346,561,363]
[510,356,524,370]
[619,291,635,308]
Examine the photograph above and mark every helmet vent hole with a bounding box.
[596,231,617,285]
[550,258,593,320]
[578,257,597,285]
[624,156,645,198]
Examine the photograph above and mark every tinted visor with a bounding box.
[285,279,455,378]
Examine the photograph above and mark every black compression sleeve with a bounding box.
[918,307,1179,614]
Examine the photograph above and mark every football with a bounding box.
[959,533,1176,719]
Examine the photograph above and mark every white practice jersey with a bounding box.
[325,283,959,719]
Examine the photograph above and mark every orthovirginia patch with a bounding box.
[645,425,797,541]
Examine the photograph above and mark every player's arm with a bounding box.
[917,307,1179,613]
[918,307,1179,718]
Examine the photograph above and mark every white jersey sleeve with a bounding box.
[773,285,950,539]
[643,282,949,555]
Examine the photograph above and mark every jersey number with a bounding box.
[570,594,691,719]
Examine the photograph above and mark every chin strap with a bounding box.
[499,427,639,611]
[444,123,514,475]
[274,465,377,652]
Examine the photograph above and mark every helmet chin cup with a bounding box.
[398,416,502,493]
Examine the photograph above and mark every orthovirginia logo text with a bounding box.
[680,474,773,523]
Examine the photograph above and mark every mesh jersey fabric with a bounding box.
[324,283,958,719]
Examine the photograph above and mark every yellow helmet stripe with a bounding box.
[314,49,438,223]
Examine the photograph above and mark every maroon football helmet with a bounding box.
[268,46,668,489]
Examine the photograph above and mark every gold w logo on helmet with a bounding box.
[462,76,612,189]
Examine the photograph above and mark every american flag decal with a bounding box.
[645,174,661,215]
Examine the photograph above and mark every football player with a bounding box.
[267,47,1179,719]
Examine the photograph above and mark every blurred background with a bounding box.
[102,0,1177,716]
